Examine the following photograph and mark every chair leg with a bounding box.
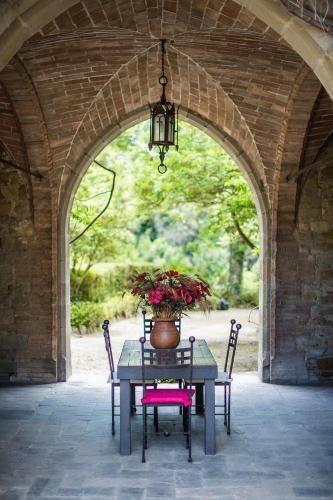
[179,380,182,415]
[144,406,148,450]
[224,385,227,426]
[227,384,231,435]
[185,407,189,449]
[142,405,146,462]
[153,406,159,432]
[111,384,115,436]
[183,405,187,433]
[188,405,192,463]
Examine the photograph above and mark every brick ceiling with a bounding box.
[0,0,332,195]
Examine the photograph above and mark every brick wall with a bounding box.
[0,0,332,383]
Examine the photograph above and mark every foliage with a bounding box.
[71,301,105,334]
[71,269,106,302]
[103,294,137,319]
[70,263,158,302]
[71,295,137,333]
[130,269,210,318]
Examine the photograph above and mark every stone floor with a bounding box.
[0,373,332,500]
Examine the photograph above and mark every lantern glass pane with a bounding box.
[154,114,165,142]
[168,115,174,143]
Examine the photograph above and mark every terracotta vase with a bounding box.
[150,318,180,349]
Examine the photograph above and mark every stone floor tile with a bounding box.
[293,487,333,497]
[145,484,176,497]
[27,477,50,497]
[0,373,332,500]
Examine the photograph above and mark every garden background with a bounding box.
[70,120,259,341]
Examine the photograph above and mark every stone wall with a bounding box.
[0,80,56,383]
[297,144,333,382]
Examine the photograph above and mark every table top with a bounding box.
[117,339,218,379]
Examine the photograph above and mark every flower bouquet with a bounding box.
[131,269,211,348]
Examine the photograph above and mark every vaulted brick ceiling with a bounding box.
[0,0,331,194]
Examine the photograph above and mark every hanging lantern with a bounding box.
[148,39,179,174]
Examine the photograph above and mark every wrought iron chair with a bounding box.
[102,319,155,435]
[215,319,242,434]
[140,336,196,463]
[186,319,241,435]
[142,309,183,403]
[102,320,119,435]
[142,309,181,340]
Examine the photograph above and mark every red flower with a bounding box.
[148,289,163,304]
[156,274,166,281]
[200,283,211,296]
[131,287,139,295]
[136,272,148,281]
[165,289,178,301]
[179,287,193,304]
[192,285,202,300]
[166,270,179,278]
[185,293,193,304]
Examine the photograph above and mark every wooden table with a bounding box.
[117,339,218,455]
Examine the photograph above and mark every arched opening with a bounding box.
[57,112,271,383]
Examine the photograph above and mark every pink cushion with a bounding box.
[141,388,195,407]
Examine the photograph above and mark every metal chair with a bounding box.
[102,320,119,436]
[142,309,181,340]
[102,319,155,435]
[215,319,242,434]
[142,309,183,402]
[186,319,241,435]
[140,336,196,463]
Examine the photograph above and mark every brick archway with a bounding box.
[57,108,271,381]
[1,0,332,384]
[1,0,333,100]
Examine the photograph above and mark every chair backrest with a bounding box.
[224,319,242,379]
[102,319,115,379]
[139,337,195,390]
[142,309,181,340]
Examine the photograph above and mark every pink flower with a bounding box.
[148,289,163,304]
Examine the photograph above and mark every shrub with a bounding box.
[70,295,138,333]
[71,301,105,334]
[103,294,137,319]
[70,263,158,303]
[70,269,105,302]
[233,289,258,307]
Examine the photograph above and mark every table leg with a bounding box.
[204,379,216,455]
[120,379,131,455]
[195,384,204,415]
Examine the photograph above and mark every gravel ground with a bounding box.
[71,308,259,375]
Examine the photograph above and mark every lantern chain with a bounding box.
[161,39,165,78]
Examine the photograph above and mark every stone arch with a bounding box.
[0,0,333,101]
[57,108,271,381]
